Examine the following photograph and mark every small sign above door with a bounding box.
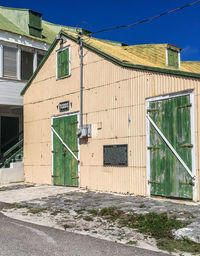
[59,101,70,112]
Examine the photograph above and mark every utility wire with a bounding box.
[92,0,200,35]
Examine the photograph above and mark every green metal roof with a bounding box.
[0,12,26,36]
[21,30,200,96]
[0,6,91,45]
[0,6,128,48]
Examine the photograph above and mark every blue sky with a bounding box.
[1,0,200,61]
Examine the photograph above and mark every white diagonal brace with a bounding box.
[146,114,194,179]
[51,127,79,162]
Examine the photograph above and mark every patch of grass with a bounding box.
[120,212,185,240]
[50,210,63,216]
[77,207,200,254]
[157,237,200,254]
[0,187,7,191]
[138,203,145,208]
[92,207,199,254]
[126,240,137,245]
[27,208,48,214]
[99,206,116,216]
[75,208,85,214]
[3,203,25,210]
[88,209,98,215]
[99,207,124,221]
[63,224,70,230]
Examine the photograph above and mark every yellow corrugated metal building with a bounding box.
[22,29,200,201]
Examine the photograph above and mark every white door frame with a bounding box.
[51,111,80,186]
[146,90,197,201]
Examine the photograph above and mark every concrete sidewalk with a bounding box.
[0,183,81,203]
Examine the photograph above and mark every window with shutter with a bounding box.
[168,49,179,68]
[3,46,17,79]
[21,51,34,80]
[57,47,70,79]
[37,53,45,67]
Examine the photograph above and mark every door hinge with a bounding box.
[71,121,78,125]
[72,149,79,152]
[51,150,58,153]
[180,181,194,186]
[51,125,58,127]
[147,108,159,113]
[52,175,59,178]
[147,146,160,150]
[179,144,193,148]
[178,103,192,109]
[148,180,160,184]
[72,175,79,179]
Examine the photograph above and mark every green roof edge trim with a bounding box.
[0,6,29,11]
[21,30,200,96]
[0,6,42,15]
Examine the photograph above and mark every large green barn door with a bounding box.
[53,115,78,187]
[148,95,193,199]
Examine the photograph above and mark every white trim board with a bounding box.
[190,91,197,201]
[146,90,193,102]
[0,31,49,51]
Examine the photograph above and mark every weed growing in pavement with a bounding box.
[157,237,200,253]
[86,207,200,254]
[75,208,85,214]
[126,240,137,245]
[87,209,98,215]
[138,203,145,208]
[27,207,49,214]
[50,209,67,216]
[83,216,93,221]
[63,224,70,230]
[119,212,185,239]
[99,206,124,221]
[50,211,60,216]
[3,203,26,210]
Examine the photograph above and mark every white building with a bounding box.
[0,5,88,172]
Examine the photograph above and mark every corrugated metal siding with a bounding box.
[24,38,200,199]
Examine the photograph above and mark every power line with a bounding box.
[91,0,200,35]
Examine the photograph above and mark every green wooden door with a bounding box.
[53,115,78,186]
[149,95,193,199]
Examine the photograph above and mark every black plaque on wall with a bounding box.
[103,144,128,166]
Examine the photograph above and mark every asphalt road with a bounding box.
[0,203,169,256]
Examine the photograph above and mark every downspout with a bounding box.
[78,33,83,128]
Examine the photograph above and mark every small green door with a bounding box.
[148,95,193,199]
[53,114,78,186]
